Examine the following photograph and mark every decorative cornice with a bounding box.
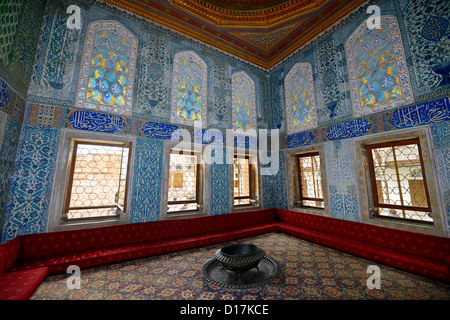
[168,0,326,28]
[99,0,369,70]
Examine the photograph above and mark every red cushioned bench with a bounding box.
[0,239,47,300]
[276,209,450,282]
[0,208,449,299]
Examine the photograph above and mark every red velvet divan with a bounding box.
[5,209,277,275]
[0,238,47,300]
[276,209,450,282]
[1,208,450,300]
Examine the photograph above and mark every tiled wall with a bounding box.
[272,0,450,233]
[0,0,449,241]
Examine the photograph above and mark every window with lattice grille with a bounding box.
[366,138,432,223]
[233,155,251,206]
[296,152,324,208]
[64,140,131,220]
[167,149,201,213]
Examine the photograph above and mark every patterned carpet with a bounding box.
[30,232,450,300]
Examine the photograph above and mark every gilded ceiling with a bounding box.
[102,0,367,69]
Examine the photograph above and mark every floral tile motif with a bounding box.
[1,125,60,242]
[345,16,414,117]
[210,149,230,215]
[232,71,256,133]
[170,51,208,128]
[129,137,164,223]
[403,0,450,95]
[75,20,138,116]
[284,62,318,134]
[324,140,359,222]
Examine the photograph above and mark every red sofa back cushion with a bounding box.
[277,209,450,263]
[0,247,5,274]
[1,237,22,271]
[366,225,450,262]
[86,223,149,250]
[22,229,90,259]
[276,209,327,232]
[223,209,277,230]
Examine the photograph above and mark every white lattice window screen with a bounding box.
[65,141,130,220]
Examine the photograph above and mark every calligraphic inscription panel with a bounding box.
[388,97,450,129]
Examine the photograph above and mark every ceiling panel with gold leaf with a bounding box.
[103,0,367,69]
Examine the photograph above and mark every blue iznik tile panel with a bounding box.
[270,152,288,210]
[403,0,450,96]
[324,140,359,222]
[0,116,22,240]
[210,148,230,215]
[28,0,81,103]
[134,33,171,122]
[430,121,450,233]
[0,0,45,97]
[129,137,164,223]
[314,39,350,123]
[1,126,60,243]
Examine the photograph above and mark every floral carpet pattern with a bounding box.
[30,233,450,300]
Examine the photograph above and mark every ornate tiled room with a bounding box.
[0,0,449,310]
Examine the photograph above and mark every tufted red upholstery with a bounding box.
[0,208,449,299]
[0,247,4,275]
[22,228,90,259]
[2,237,22,272]
[0,267,48,300]
[276,209,450,281]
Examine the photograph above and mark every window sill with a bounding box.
[232,204,261,213]
[369,214,435,228]
[289,205,327,216]
[54,215,124,231]
[164,210,208,220]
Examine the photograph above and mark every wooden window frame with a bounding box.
[365,138,432,223]
[167,149,202,213]
[233,154,254,207]
[296,152,324,208]
[64,140,132,221]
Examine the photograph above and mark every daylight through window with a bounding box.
[65,140,130,220]
[296,152,324,208]
[366,138,432,223]
[168,150,201,213]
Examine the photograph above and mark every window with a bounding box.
[296,152,324,208]
[75,20,138,115]
[232,71,256,133]
[171,50,207,127]
[64,140,131,221]
[233,154,259,207]
[167,149,202,213]
[284,62,318,134]
[344,15,414,117]
[366,138,432,223]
